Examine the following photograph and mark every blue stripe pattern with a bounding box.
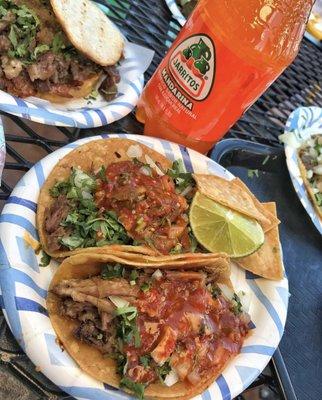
[15,297,47,315]
[241,345,275,356]
[247,280,284,338]
[216,375,231,400]
[0,214,38,240]
[6,196,37,212]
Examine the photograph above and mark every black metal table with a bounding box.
[0,1,321,399]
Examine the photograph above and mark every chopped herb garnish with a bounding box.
[170,243,183,254]
[247,169,259,179]
[101,263,125,279]
[39,251,51,267]
[167,160,195,194]
[156,361,171,383]
[211,286,222,299]
[114,306,138,321]
[140,282,151,293]
[96,165,107,182]
[140,354,152,368]
[129,269,139,283]
[49,168,131,250]
[120,377,145,400]
[231,293,243,315]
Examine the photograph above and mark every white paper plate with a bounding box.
[283,106,322,234]
[0,134,289,399]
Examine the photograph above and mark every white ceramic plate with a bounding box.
[0,134,288,399]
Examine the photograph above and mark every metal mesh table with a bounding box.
[0,0,321,399]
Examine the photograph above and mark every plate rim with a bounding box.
[0,133,289,400]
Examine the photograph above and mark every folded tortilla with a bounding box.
[47,252,233,399]
[37,138,172,258]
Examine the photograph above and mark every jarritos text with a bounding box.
[167,34,216,104]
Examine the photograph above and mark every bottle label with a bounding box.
[167,34,216,103]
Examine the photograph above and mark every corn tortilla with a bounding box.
[193,174,272,229]
[47,253,233,399]
[236,203,283,280]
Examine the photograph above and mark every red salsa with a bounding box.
[123,272,250,385]
[95,160,191,254]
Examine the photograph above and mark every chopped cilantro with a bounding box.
[189,231,198,252]
[129,269,138,283]
[247,169,259,179]
[33,44,49,59]
[39,251,51,267]
[211,286,222,299]
[120,377,145,400]
[96,165,107,182]
[170,242,183,254]
[315,192,322,207]
[231,293,243,315]
[167,160,195,194]
[114,306,138,321]
[156,361,171,383]
[140,355,152,368]
[101,263,125,279]
[49,168,131,250]
[52,32,66,53]
[140,282,150,292]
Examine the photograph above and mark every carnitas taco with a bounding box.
[0,0,124,102]
[297,134,322,220]
[47,253,250,399]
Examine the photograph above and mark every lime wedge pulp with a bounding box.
[190,191,264,258]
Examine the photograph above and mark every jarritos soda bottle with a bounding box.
[136,0,313,153]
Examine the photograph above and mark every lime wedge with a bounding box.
[190,192,264,258]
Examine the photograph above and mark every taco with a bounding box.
[0,0,124,102]
[297,134,322,220]
[37,138,279,261]
[47,253,250,399]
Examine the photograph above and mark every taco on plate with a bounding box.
[0,0,124,102]
[37,138,280,265]
[297,134,322,220]
[47,252,250,399]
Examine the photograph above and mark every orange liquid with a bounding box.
[136,0,313,153]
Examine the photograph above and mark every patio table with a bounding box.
[0,1,321,399]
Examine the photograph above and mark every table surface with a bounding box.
[0,0,322,399]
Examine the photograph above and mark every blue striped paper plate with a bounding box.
[164,0,187,26]
[283,106,322,235]
[0,1,152,128]
[0,134,288,400]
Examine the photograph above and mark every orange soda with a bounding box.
[136,0,314,153]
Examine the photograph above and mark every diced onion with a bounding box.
[145,155,164,176]
[313,165,322,175]
[164,370,179,387]
[109,296,129,308]
[139,165,152,176]
[152,269,163,280]
[180,185,193,197]
[238,291,251,314]
[217,283,234,300]
[81,190,92,199]
[127,144,143,159]
[306,170,313,179]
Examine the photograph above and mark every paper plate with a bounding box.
[0,1,154,128]
[283,106,322,234]
[0,134,288,400]
[164,0,187,26]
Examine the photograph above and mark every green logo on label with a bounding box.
[168,34,216,101]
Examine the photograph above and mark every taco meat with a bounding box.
[43,158,197,255]
[95,160,191,254]
[50,265,250,397]
[0,0,120,100]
